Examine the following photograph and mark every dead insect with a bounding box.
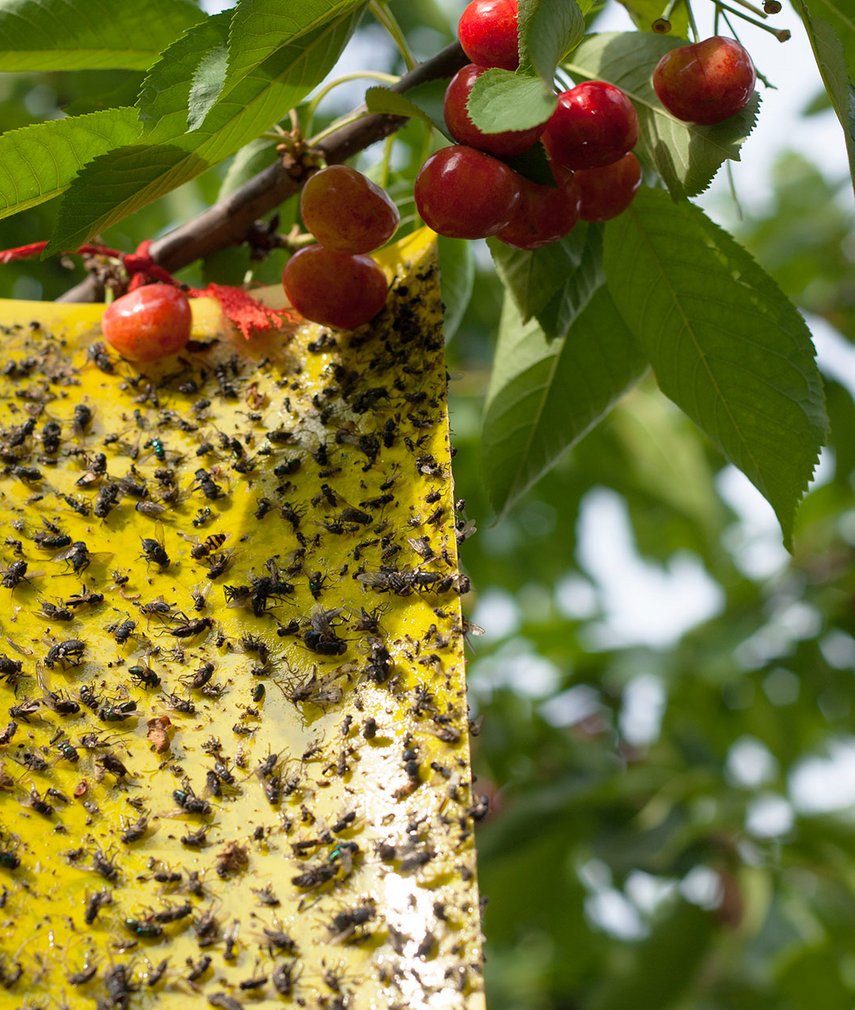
[128,664,161,689]
[124,916,163,939]
[29,787,54,817]
[0,721,18,745]
[183,532,228,558]
[55,737,80,763]
[182,662,215,690]
[72,403,93,434]
[303,608,347,656]
[98,752,130,779]
[39,600,74,622]
[108,618,137,645]
[120,814,149,843]
[204,551,233,580]
[152,901,192,924]
[193,468,223,500]
[1,559,29,589]
[140,537,170,569]
[139,597,177,619]
[9,698,40,721]
[84,888,113,925]
[53,540,92,574]
[136,500,167,519]
[328,900,376,941]
[162,692,195,715]
[146,958,169,987]
[173,780,211,816]
[64,587,104,609]
[272,961,297,995]
[78,684,100,711]
[0,654,24,686]
[181,824,210,848]
[91,846,120,881]
[67,961,99,986]
[97,699,137,722]
[186,954,212,982]
[208,994,242,1010]
[168,616,213,639]
[93,482,121,519]
[44,639,86,669]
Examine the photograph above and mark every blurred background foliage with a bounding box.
[1,1,854,1006]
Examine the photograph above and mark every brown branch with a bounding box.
[58,42,466,303]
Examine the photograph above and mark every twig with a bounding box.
[58,42,466,303]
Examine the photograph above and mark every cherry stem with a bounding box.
[716,0,769,20]
[714,1,791,38]
[369,1,417,71]
[653,0,679,33]
[302,71,400,137]
[684,0,701,41]
[58,41,468,303]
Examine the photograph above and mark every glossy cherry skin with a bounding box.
[458,0,519,70]
[542,81,639,170]
[653,36,756,125]
[101,284,192,363]
[575,152,642,222]
[282,247,387,330]
[444,64,544,158]
[300,165,400,254]
[496,173,581,249]
[414,145,522,240]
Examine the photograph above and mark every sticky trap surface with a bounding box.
[0,231,485,1010]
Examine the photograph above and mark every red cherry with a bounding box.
[300,165,399,254]
[444,64,544,158]
[496,173,581,249]
[458,0,519,70]
[542,81,639,170]
[282,247,387,330]
[101,284,192,363]
[652,36,756,125]
[414,145,522,240]
[575,152,642,222]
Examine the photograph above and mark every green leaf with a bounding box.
[519,0,585,79]
[437,235,474,342]
[364,86,436,128]
[219,139,279,199]
[536,225,604,340]
[397,78,453,136]
[138,12,233,136]
[0,108,140,220]
[489,223,603,340]
[604,188,828,548]
[566,32,759,199]
[794,0,855,195]
[223,0,367,93]
[188,44,230,132]
[0,0,204,71]
[47,6,365,251]
[482,286,647,515]
[467,69,556,133]
[615,0,689,37]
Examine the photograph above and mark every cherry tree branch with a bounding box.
[59,42,466,303]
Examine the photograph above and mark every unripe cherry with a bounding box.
[282,247,388,330]
[300,165,400,254]
[542,81,639,170]
[414,145,522,240]
[444,64,544,158]
[101,284,192,363]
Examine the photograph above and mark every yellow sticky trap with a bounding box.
[0,231,485,1009]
